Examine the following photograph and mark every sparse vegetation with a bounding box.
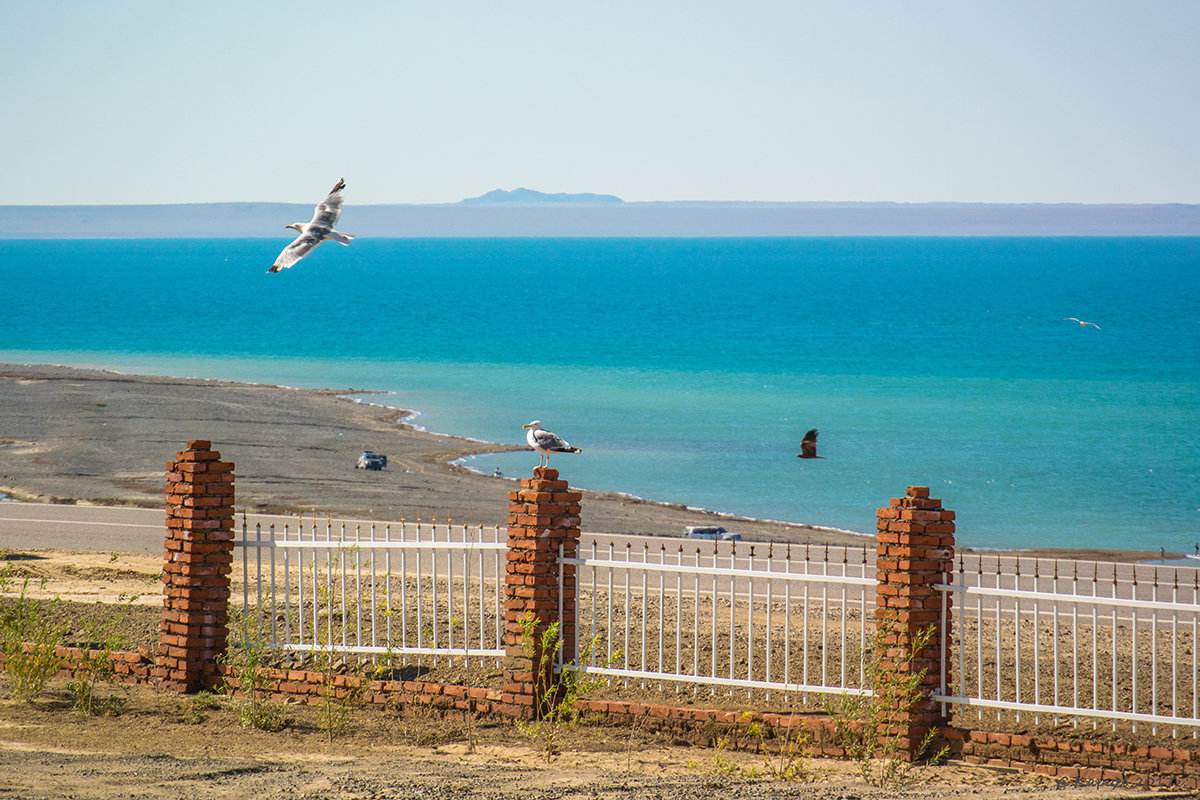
[219,610,289,732]
[824,612,950,788]
[66,610,131,717]
[688,711,808,781]
[1,564,66,702]
[181,690,222,724]
[66,559,140,716]
[515,614,610,762]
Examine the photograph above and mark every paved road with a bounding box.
[0,502,304,554]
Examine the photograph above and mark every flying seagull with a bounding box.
[797,428,824,459]
[1064,317,1101,330]
[523,420,581,468]
[269,178,354,273]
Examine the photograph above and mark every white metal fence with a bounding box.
[564,539,876,702]
[936,555,1200,735]
[233,517,1200,735]
[236,517,507,664]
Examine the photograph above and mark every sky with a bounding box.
[3,2,1198,206]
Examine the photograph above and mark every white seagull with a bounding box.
[1064,317,1101,330]
[269,178,354,273]
[523,420,581,468]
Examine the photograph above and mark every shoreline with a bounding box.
[0,361,1169,562]
[0,361,861,546]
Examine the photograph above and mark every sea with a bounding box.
[1,236,1197,553]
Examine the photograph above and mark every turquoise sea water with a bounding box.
[1,237,1197,551]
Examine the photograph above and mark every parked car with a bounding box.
[684,525,742,541]
[356,451,387,470]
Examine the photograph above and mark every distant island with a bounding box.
[2,191,1198,238]
[459,187,624,205]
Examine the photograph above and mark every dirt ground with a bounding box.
[0,551,1180,799]
[0,680,1099,800]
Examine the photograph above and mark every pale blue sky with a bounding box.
[3,1,1198,205]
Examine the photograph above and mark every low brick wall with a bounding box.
[947,727,1200,789]
[0,644,155,686]
[218,664,505,716]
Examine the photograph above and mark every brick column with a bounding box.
[156,440,235,693]
[875,485,955,758]
[502,466,582,718]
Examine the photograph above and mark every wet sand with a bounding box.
[0,363,1163,561]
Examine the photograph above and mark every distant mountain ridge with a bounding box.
[2,198,1198,238]
[459,187,624,205]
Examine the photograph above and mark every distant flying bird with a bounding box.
[269,178,354,273]
[523,420,581,467]
[797,428,825,459]
[1064,317,1101,330]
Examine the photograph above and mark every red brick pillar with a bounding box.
[875,485,955,758]
[156,440,235,693]
[502,466,582,718]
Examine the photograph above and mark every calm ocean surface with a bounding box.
[2,237,1197,552]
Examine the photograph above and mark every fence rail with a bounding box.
[232,513,1200,735]
[564,539,875,702]
[937,555,1200,735]
[235,519,507,664]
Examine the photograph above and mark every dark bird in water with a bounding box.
[797,428,824,459]
[269,178,354,272]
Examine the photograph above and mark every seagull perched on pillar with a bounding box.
[797,428,825,459]
[269,178,354,273]
[523,421,581,468]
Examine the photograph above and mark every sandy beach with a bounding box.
[0,363,867,547]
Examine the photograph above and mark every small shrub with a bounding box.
[219,611,288,732]
[824,613,949,788]
[687,713,808,782]
[181,691,222,724]
[1,566,66,702]
[314,648,367,743]
[67,597,137,717]
[753,717,809,782]
[515,614,611,762]
[689,732,750,778]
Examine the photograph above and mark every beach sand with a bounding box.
[0,363,861,547]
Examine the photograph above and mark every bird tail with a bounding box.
[328,231,355,245]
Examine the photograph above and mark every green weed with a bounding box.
[824,613,950,788]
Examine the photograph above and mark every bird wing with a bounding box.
[532,428,573,452]
[307,178,346,235]
[269,232,322,272]
[799,428,819,457]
